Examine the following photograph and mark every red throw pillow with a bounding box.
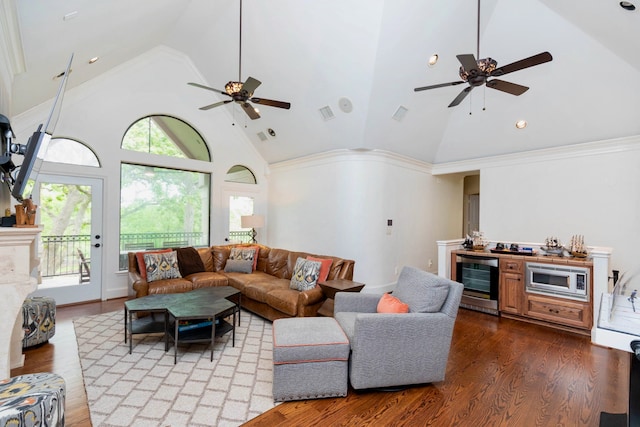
[377,293,409,313]
[307,256,332,283]
[135,249,172,280]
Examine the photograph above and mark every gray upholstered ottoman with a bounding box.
[22,297,56,348]
[0,372,65,427]
[272,317,350,402]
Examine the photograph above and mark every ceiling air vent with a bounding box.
[257,131,268,142]
[392,106,408,122]
[319,106,335,121]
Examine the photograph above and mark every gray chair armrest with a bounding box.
[334,292,381,314]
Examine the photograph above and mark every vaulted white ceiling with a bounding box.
[2,0,639,164]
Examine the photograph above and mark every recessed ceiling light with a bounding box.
[515,120,527,129]
[620,1,636,10]
[428,54,439,67]
[267,128,276,137]
[88,56,99,64]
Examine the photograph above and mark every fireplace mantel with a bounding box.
[0,226,41,379]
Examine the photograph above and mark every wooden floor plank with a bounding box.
[10,300,630,426]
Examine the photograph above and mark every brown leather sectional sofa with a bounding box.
[128,244,356,321]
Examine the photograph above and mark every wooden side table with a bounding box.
[317,279,365,317]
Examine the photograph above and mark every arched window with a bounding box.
[45,138,100,167]
[121,115,210,161]
[225,165,257,184]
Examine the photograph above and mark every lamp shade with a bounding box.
[241,215,264,229]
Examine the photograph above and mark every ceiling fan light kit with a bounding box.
[620,1,636,11]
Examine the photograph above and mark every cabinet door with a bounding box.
[500,272,523,314]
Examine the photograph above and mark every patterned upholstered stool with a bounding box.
[272,317,350,401]
[22,297,56,348]
[0,373,65,427]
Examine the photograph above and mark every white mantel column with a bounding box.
[0,227,41,379]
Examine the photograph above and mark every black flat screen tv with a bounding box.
[11,53,73,202]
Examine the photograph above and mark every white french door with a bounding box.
[30,174,103,305]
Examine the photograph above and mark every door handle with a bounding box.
[94,243,101,248]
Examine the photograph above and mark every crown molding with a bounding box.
[431,134,640,175]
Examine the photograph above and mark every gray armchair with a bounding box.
[334,266,463,390]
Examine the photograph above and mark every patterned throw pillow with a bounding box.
[289,257,322,291]
[144,251,182,282]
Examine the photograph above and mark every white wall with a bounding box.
[477,137,640,283]
[268,150,463,292]
[6,46,269,300]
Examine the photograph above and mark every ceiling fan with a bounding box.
[187,0,290,120]
[414,0,552,108]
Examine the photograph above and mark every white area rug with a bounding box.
[74,309,278,426]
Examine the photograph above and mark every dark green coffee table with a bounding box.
[124,286,241,363]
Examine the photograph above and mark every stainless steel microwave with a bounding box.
[525,262,589,301]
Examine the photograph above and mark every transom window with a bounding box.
[225,165,257,184]
[45,138,100,167]
[121,115,210,161]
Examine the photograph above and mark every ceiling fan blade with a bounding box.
[457,54,478,72]
[486,79,529,96]
[250,97,291,109]
[187,82,229,96]
[414,81,465,92]
[448,86,473,107]
[492,52,552,77]
[242,77,262,95]
[241,102,261,120]
[199,100,233,111]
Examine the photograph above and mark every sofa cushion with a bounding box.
[197,247,214,272]
[176,247,205,276]
[289,257,322,291]
[244,280,288,303]
[377,293,409,313]
[148,278,192,294]
[393,267,449,313]
[136,248,172,280]
[224,259,253,274]
[144,251,182,282]
[189,272,228,289]
[266,287,301,317]
[307,256,332,283]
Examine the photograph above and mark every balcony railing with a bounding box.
[42,232,212,276]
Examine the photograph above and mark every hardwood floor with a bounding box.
[11,301,629,426]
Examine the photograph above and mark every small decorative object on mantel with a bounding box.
[540,236,565,256]
[568,234,588,258]
[14,197,38,228]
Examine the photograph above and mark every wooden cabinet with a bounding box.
[525,293,591,330]
[499,258,524,315]
[452,249,593,334]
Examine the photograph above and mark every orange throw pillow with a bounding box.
[377,293,409,313]
[135,249,172,280]
[307,256,332,283]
